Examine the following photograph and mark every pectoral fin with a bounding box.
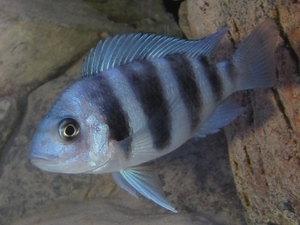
[112,165,177,213]
[112,171,138,198]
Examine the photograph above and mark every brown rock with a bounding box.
[0,96,17,153]
[154,134,247,224]
[0,10,100,98]
[12,194,215,225]
[179,0,300,224]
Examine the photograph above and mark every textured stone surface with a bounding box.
[12,195,217,225]
[154,135,247,224]
[0,96,17,153]
[0,5,99,97]
[179,1,300,224]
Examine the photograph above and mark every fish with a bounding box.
[28,19,278,213]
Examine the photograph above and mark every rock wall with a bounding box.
[179,1,300,225]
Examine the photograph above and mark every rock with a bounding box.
[0,96,17,153]
[84,0,178,31]
[154,134,248,225]
[179,1,300,224]
[0,5,100,97]
[12,194,216,225]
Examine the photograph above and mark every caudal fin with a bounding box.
[231,19,278,90]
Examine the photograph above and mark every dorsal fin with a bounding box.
[82,28,228,76]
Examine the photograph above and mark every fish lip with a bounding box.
[28,153,48,161]
[29,158,56,172]
[30,157,51,166]
[28,151,57,161]
[28,152,110,174]
[29,155,56,166]
[28,151,60,171]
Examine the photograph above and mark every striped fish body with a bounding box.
[29,19,278,212]
[79,55,234,172]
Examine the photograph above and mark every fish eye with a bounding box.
[58,118,80,141]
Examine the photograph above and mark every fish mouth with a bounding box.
[29,155,58,172]
[28,151,107,174]
[28,151,57,162]
[28,151,61,172]
[29,152,51,160]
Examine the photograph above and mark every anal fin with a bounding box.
[196,97,245,138]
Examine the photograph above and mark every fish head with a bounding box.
[28,83,111,174]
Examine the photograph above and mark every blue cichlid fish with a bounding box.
[29,19,277,212]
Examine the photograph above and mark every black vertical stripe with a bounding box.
[122,61,171,150]
[167,55,202,132]
[84,75,132,157]
[199,57,223,102]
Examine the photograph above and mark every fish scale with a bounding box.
[29,19,278,213]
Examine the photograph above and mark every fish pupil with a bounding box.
[65,124,76,137]
[58,118,80,141]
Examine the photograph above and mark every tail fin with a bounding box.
[231,19,278,90]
